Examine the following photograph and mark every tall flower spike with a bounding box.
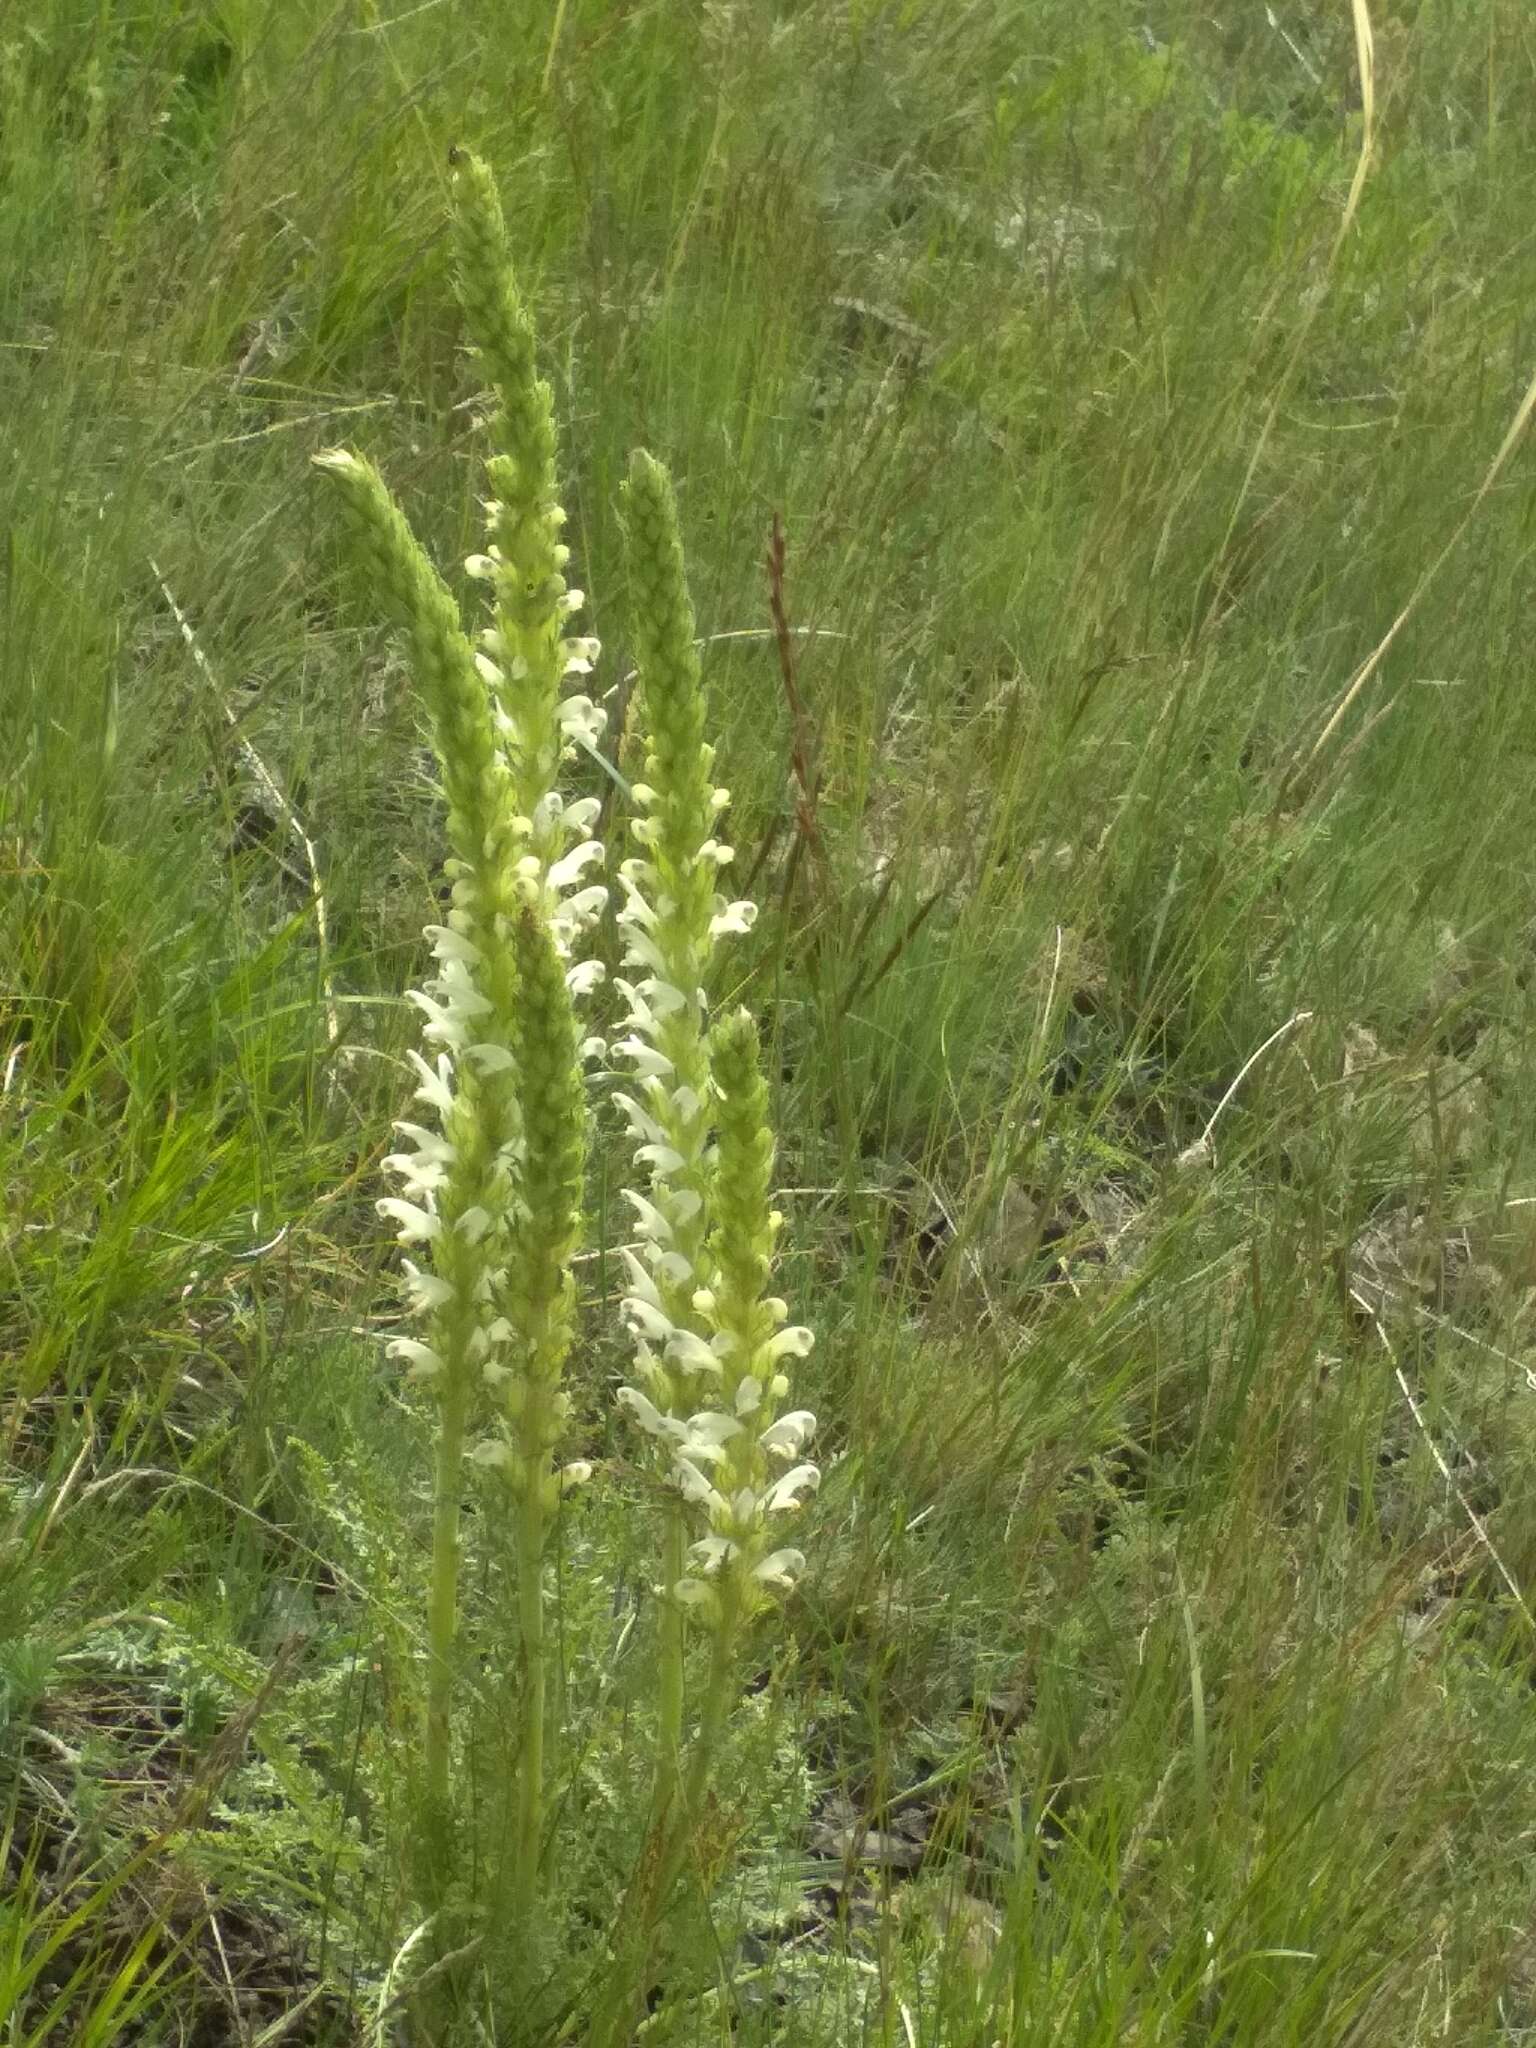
[313,178,609,1933]
[451,153,607,919]
[312,446,529,1889]
[613,452,758,1421]
[312,447,523,1378]
[611,449,767,1845]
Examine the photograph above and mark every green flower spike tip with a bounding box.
[451,152,607,890]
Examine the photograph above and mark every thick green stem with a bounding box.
[654,1506,687,1824]
[588,1588,743,2048]
[513,1383,551,1933]
[681,1592,741,1823]
[424,1367,472,1896]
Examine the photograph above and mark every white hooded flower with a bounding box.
[406,1049,457,1117]
[377,1196,441,1244]
[763,1463,820,1514]
[757,1410,818,1461]
[387,1336,445,1380]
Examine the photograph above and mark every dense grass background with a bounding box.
[7,0,1536,2039]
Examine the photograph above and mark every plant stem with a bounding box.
[681,1591,741,1823]
[587,1590,743,2048]
[655,1506,687,1822]
[424,1366,472,1896]
[513,1378,551,1934]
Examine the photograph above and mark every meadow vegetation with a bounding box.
[6,1,1536,2041]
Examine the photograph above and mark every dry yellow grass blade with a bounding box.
[1338,0,1377,259]
[1207,0,1378,631]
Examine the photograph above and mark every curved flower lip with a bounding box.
[405,992,467,1049]
[548,839,606,891]
[613,1093,671,1149]
[386,1336,444,1380]
[652,1248,694,1287]
[687,1533,738,1573]
[752,1547,806,1589]
[401,1258,455,1311]
[615,868,659,921]
[622,1295,675,1345]
[614,978,662,1035]
[566,958,606,997]
[388,1120,455,1163]
[618,1248,663,1307]
[555,884,609,930]
[562,794,603,834]
[618,928,671,978]
[406,1049,456,1117]
[423,923,484,968]
[622,1189,675,1245]
[618,978,688,1032]
[382,1152,449,1196]
[635,1141,687,1175]
[466,1040,517,1073]
[678,1410,744,1454]
[673,1457,726,1513]
[671,1577,719,1610]
[758,1409,818,1459]
[378,1196,441,1243]
[616,1385,686,1444]
[560,699,605,747]
[678,1541,809,1592]
[763,1462,820,1513]
[455,1204,494,1243]
[612,1035,674,1080]
[664,1328,722,1377]
[709,900,757,938]
[767,1326,816,1361]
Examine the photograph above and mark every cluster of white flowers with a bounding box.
[616,1260,819,1606]
[606,450,819,1615]
[373,518,609,1406]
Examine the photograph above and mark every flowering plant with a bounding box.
[314,153,818,2025]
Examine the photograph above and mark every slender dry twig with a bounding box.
[1176,1010,1315,1169]
[835,887,946,1021]
[1355,1299,1535,1634]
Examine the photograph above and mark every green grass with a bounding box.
[7,0,1536,2039]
